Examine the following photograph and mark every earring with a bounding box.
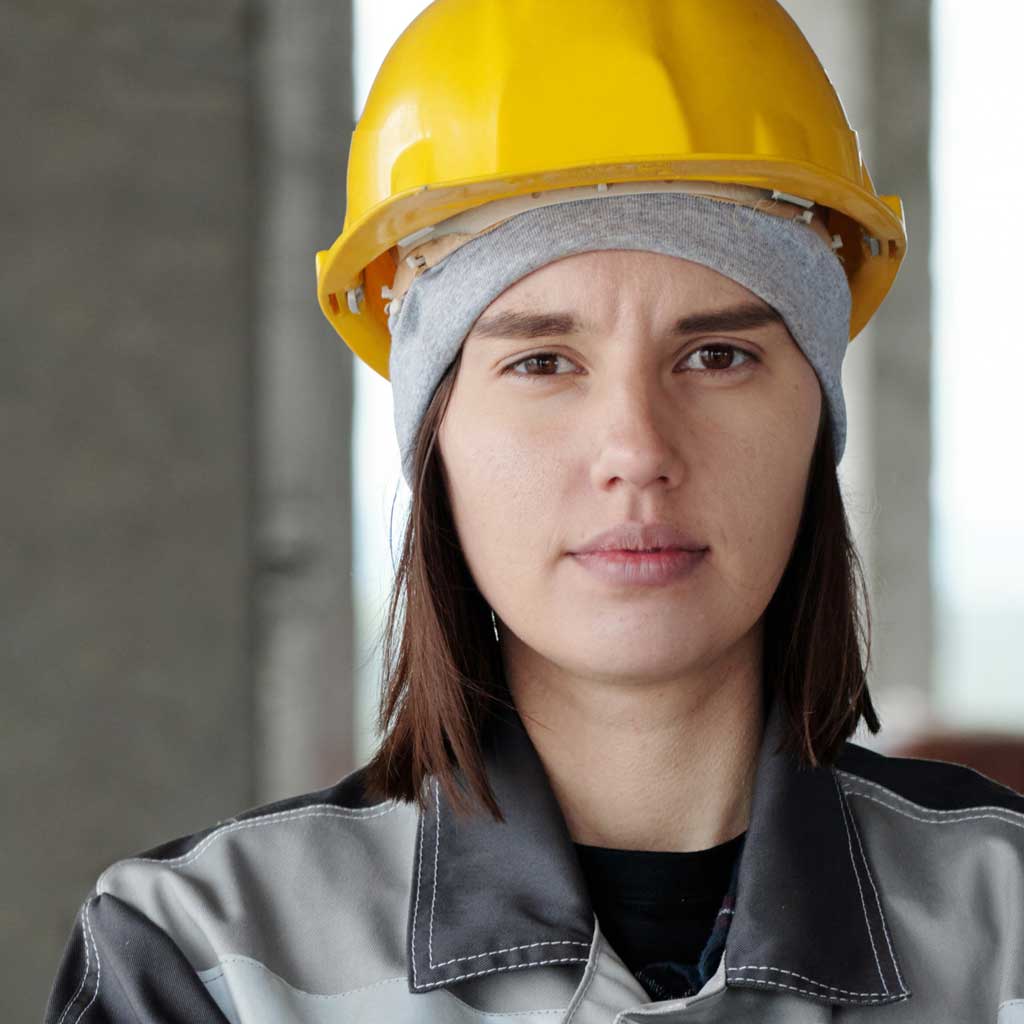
[490,607,500,644]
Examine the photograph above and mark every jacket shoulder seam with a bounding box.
[838,769,1024,824]
[97,800,401,893]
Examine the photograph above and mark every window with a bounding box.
[931,0,1024,729]
[351,1,433,760]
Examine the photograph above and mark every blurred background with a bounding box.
[4,0,1022,1016]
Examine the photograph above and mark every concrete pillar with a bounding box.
[250,1,356,802]
[2,2,354,1017]
[779,1,934,746]
[863,0,934,743]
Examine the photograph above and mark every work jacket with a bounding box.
[45,693,1024,1023]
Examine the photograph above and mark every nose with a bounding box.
[588,377,684,492]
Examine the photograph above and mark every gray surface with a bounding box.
[781,0,934,742]
[1,0,356,1017]
[77,793,587,1020]
[250,0,357,802]
[97,801,415,989]
[864,0,934,724]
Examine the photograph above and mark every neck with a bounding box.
[500,631,765,853]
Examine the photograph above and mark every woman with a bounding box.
[46,1,1024,1021]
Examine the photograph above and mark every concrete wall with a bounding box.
[863,0,934,741]
[250,1,357,803]
[1,2,354,1017]
[779,0,934,745]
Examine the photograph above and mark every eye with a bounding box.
[502,343,758,378]
[502,352,577,377]
[679,343,758,375]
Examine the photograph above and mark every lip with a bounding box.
[571,521,708,556]
[571,548,707,587]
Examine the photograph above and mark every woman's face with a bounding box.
[437,249,822,688]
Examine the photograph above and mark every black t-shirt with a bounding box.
[574,830,746,1001]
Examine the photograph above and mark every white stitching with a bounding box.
[430,941,593,970]
[70,900,100,1024]
[837,770,1024,820]
[421,778,588,971]
[727,976,893,1005]
[204,956,406,1000]
[97,803,399,891]
[843,789,1024,831]
[841,779,907,992]
[410,956,589,992]
[833,772,887,994]
[725,965,885,998]
[428,778,441,966]
[411,807,426,987]
[55,902,90,1024]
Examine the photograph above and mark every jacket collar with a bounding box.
[407,693,910,1008]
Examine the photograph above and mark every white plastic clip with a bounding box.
[384,297,403,319]
[831,234,844,251]
[406,253,428,270]
[865,236,881,257]
[770,189,814,209]
[596,183,609,192]
[346,286,364,315]
[798,209,814,224]
[381,285,396,300]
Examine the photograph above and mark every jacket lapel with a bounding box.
[724,697,910,1007]
[407,702,594,992]
[406,692,911,1010]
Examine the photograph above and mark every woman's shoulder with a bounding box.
[835,739,1024,889]
[98,761,413,897]
[47,766,423,1021]
[835,738,1024,822]
[93,762,418,968]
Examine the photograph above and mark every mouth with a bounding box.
[570,547,707,586]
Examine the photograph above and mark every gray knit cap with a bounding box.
[387,191,851,488]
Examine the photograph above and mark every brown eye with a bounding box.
[504,353,574,376]
[702,346,736,370]
[680,344,756,374]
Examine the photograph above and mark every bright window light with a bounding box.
[351,1,433,762]
[932,0,1024,727]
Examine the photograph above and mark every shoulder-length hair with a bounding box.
[362,346,880,821]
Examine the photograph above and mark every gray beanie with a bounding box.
[387,191,851,489]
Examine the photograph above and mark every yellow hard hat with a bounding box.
[316,0,907,381]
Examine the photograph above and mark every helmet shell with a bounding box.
[316,0,907,379]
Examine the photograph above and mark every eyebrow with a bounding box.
[467,301,784,341]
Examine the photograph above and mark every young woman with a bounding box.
[46,1,1024,1021]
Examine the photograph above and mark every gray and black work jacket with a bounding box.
[45,694,1024,1023]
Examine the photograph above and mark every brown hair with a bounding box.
[363,350,880,821]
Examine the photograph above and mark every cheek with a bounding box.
[440,397,565,599]
[713,393,818,595]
